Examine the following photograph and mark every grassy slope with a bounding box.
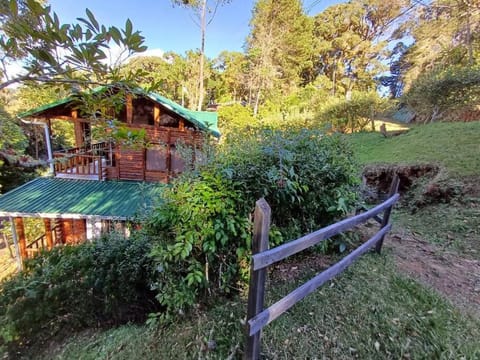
[31,122,480,359]
[37,255,480,360]
[349,121,480,258]
[349,121,480,176]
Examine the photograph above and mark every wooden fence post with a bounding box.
[375,174,400,253]
[245,198,271,360]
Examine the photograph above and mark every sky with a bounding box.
[47,0,344,59]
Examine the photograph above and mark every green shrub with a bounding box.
[404,65,480,122]
[145,127,358,323]
[217,103,257,135]
[316,92,390,132]
[217,128,359,238]
[0,234,156,348]
[146,171,251,323]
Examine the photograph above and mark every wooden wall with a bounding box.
[60,219,87,244]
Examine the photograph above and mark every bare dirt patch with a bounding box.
[353,222,480,317]
[385,229,480,317]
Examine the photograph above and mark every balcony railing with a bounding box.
[53,142,110,181]
[54,154,106,181]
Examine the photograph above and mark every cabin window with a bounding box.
[146,145,168,171]
[159,112,180,127]
[133,98,154,126]
[171,147,186,173]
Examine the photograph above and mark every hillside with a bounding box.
[349,121,480,176]
[23,122,480,360]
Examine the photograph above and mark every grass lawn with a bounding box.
[35,254,480,359]
[349,121,480,258]
[348,121,480,176]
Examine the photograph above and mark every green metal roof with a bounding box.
[0,177,164,220]
[143,91,220,137]
[18,87,220,138]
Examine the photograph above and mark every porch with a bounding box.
[0,177,164,266]
[52,126,202,182]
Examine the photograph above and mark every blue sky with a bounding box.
[48,0,343,59]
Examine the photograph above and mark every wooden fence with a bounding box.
[244,175,400,359]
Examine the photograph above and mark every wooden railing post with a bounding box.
[44,219,54,250]
[375,174,400,253]
[245,198,271,360]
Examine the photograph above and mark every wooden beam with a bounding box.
[15,218,27,260]
[252,193,400,271]
[72,110,84,148]
[126,94,133,124]
[9,217,22,270]
[154,104,160,127]
[179,118,185,131]
[44,218,54,249]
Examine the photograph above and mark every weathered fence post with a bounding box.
[245,198,271,360]
[375,174,400,253]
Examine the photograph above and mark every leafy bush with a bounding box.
[0,234,156,348]
[404,65,480,122]
[145,127,359,323]
[216,128,359,238]
[316,92,390,132]
[146,171,251,323]
[217,103,257,135]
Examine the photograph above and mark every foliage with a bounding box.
[144,125,358,323]
[316,92,390,133]
[399,0,480,92]
[0,234,157,348]
[146,171,251,323]
[0,0,147,89]
[246,0,313,115]
[0,106,26,151]
[33,255,480,359]
[403,65,480,121]
[217,103,256,134]
[312,0,408,96]
[217,128,359,238]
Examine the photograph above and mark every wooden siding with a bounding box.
[61,219,87,244]
[117,149,145,181]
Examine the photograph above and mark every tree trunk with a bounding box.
[197,0,207,111]
[466,12,473,66]
[254,87,261,116]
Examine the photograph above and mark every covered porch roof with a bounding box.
[0,177,164,220]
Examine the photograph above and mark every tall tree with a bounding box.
[171,0,231,110]
[313,0,409,96]
[246,0,313,115]
[215,50,248,102]
[399,0,480,92]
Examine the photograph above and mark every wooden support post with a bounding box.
[9,217,22,270]
[179,118,185,131]
[154,104,160,127]
[15,218,27,261]
[126,94,133,124]
[245,198,271,360]
[167,129,172,176]
[44,218,54,250]
[375,174,400,253]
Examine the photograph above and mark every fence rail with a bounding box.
[244,175,400,359]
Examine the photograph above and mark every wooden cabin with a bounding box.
[0,87,219,266]
[19,87,220,183]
